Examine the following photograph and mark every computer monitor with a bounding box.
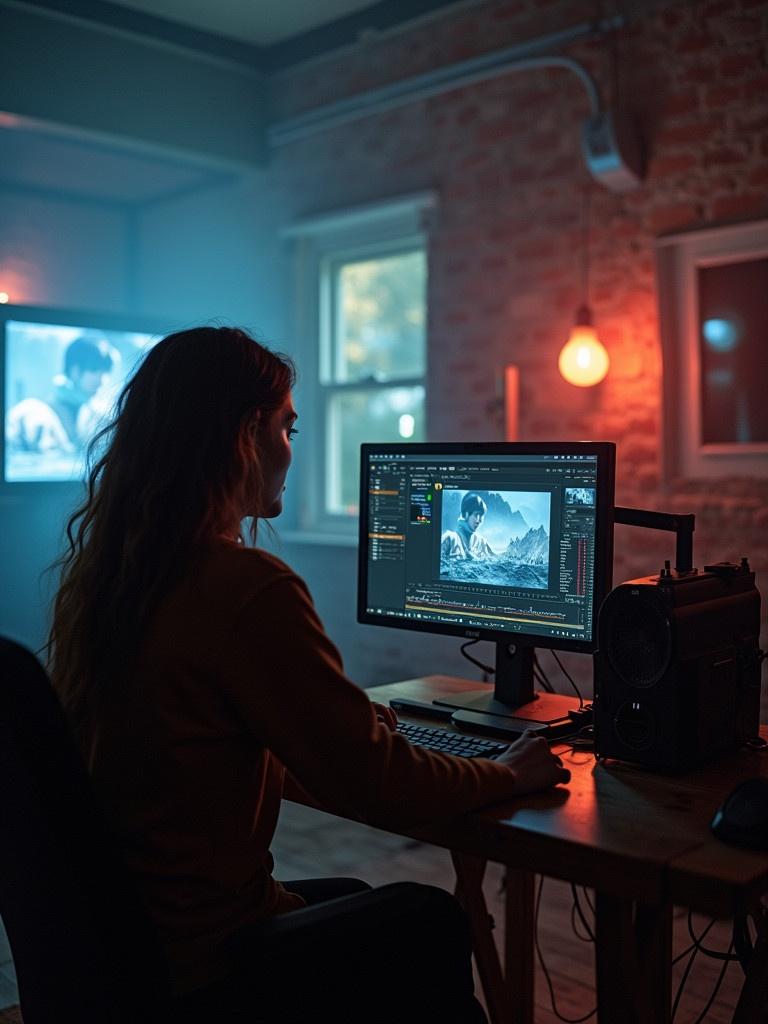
[1,304,169,485]
[358,442,616,724]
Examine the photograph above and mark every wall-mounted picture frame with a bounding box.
[656,218,768,481]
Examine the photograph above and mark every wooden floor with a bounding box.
[0,800,747,1022]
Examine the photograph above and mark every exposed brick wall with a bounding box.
[271,0,768,703]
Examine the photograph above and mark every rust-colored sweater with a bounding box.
[81,542,519,993]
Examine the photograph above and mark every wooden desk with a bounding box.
[360,675,768,1024]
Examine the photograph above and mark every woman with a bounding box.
[48,326,568,1021]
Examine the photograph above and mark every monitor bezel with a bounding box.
[357,440,616,656]
[0,303,174,492]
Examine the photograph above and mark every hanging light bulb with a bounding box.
[559,304,610,387]
[558,185,609,387]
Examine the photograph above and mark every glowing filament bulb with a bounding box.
[558,317,609,387]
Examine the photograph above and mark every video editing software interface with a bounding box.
[362,448,604,645]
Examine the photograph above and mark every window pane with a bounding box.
[334,250,426,383]
[326,386,425,515]
[698,258,768,444]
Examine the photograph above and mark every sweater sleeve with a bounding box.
[216,570,520,829]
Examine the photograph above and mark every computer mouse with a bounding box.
[710,777,768,850]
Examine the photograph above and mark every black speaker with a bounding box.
[594,561,762,771]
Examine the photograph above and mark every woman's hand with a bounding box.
[496,730,570,794]
[372,702,398,732]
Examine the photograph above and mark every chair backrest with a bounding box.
[0,637,171,1023]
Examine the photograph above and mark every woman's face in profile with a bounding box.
[253,393,298,518]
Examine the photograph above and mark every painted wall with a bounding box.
[0,8,281,654]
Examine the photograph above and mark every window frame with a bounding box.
[656,218,768,482]
[285,193,435,537]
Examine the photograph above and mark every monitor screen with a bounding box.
[358,442,615,655]
[2,307,164,483]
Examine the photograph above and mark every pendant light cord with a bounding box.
[581,185,592,309]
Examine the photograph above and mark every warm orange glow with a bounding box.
[558,325,610,387]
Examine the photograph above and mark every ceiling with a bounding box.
[2,0,471,207]
[0,118,230,208]
[104,0,383,47]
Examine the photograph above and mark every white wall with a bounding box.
[0,191,129,310]
[135,172,285,336]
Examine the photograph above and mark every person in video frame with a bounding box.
[440,492,497,560]
[6,335,116,455]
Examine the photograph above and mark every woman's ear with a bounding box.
[246,410,261,442]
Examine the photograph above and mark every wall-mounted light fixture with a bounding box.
[558,187,610,387]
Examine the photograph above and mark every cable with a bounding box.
[690,939,735,1024]
[570,883,595,942]
[672,938,700,1020]
[534,662,555,694]
[459,639,494,675]
[686,913,740,962]
[673,914,738,1021]
[552,651,581,708]
[671,915,715,967]
[535,877,597,1023]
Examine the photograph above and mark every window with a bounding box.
[656,219,768,481]
[287,194,434,533]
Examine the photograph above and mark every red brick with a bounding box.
[747,164,768,186]
[744,72,768,100]
[515,239,556,261]
[455,105,479,126]
[491,1,527,20]
[721,15,763,42]
[702,145,749,167]
[702,0,734,14]
[660,9,685,30]
[656,115,724,147]
[677,32,717,54]
[736,110,768,134]
[705,82,744,107]
[720,49,762,76]
[646,203,701,233]
[647,152,698,177]
[662,91,701,117]
[711,193,766,219]
[681,63,717,84]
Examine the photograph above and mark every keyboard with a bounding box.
[396,720,509,760]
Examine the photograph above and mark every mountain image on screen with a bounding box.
[439,489,550,589]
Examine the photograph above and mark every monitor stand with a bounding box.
[432,642,580,725]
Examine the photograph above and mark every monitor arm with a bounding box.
[613,506,696,574]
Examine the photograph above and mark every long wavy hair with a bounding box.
[47,326,295,726]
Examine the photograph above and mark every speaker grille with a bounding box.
[604,592,671,687]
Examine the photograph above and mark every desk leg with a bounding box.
[451,852,511,1024]
[595,893,672,1024]
[505,868,535,1024]
[732,909,768,1023]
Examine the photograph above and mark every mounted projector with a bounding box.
[582,109,644,192]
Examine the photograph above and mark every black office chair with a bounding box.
[0,636,487,1024]
[0,635,183,1023]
